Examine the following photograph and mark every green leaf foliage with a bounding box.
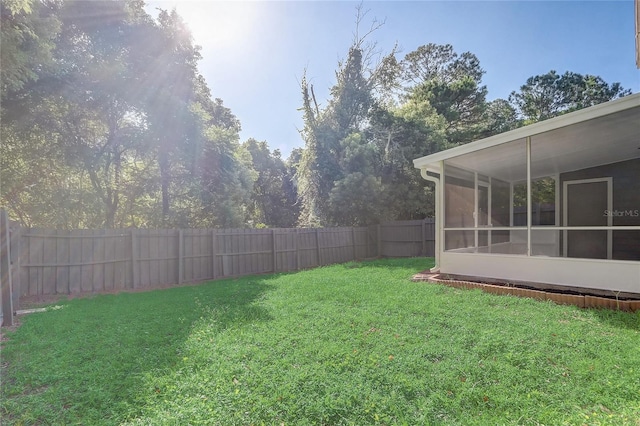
[1,1,253,229]
[509,70,632,122]
[1,3,632,229]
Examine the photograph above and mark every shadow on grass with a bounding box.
[189,277,276,332]
[3,259,430,424]
[0,276,276,425]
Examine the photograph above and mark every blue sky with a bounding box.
[146,1,639,157]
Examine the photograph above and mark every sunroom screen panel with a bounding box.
[444,165,475,228]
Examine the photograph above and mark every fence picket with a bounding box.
[5,219,434,298]
[177,229,183,285]
[211,230,217,280]
[93,229,105,292]
[56,229,69,294]
[131,230,138,289]
[11,225,21,311]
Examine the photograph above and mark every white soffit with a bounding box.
[530,106,640,179]
[446,139,527,182]
[413,93,640,180]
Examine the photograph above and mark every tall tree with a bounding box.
[185,74,254,228]
[1,1,251,229]
[477,98,520,138]
[296,74,333,226]
[138,8,202,224]
[2,0,152,228]
[400,43,488,145]
[508,70,631,123]
[326,132,384,225]
[297,8,398,226]
[0,0,60,100]
[243,139,299,228]
[297,45,376,226]
[367,93,447,220]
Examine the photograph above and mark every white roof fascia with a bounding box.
[422,165,441,176]
[413,92,640,173]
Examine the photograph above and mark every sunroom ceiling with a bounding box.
[445,138,527,182]
[530,106,639,179]
[414,94,640,183]
[446,106,640,182]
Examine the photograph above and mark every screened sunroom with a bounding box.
[413,93,640,295]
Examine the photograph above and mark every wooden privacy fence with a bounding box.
[2,217,434,312]
[379,219,435,257]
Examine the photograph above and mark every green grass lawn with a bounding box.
[1,258,639,425]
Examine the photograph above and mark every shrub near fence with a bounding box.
[3,218,435,310]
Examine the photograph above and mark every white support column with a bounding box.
[421,166,441,272]
[488,177,492,249]
[509,183,514,227]
[554,174,560,257]
[607,178,613,260]
[526,136,532,256]
[474,172,478,248]
[554,174,560,226]
[438,161,445,268]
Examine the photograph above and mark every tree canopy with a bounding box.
[294,10,630,227]
[1,0,256,228]
[508,70,631,123]
[1,2,631,229]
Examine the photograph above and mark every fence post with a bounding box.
[1,210,14,326]
[352,227,357,261]
[221,229,227,277]
[10,225,21,312]
[272,229,277,272]
[211,230,217,280]
[177,229,183,285]
[315,229,321,266]
[295,229,300,271]
[130,229,138,289]
[377,224,382,257]
[421,220,427,256]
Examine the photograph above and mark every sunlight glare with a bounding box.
[169,1,259,48]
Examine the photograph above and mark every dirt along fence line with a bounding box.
[1,215,434,321]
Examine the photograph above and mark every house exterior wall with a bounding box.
[560,158,640,260]
[440,252,640,295]
[437,154,640,293]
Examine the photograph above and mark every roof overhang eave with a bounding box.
[413,93,640,172]
[418,164,442,178]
